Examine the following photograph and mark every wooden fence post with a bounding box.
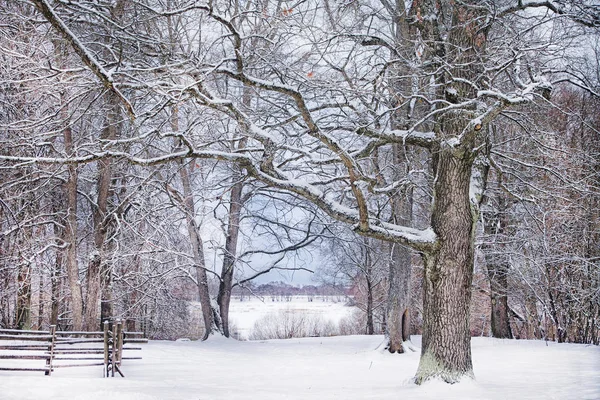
[103,321,109,377]
[45,325,56,376]
[111,322,117,377]
[116,320,123,366]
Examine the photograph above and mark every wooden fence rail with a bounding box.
[0,321,147,377]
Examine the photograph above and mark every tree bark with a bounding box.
[84,253,101,331]
[216,169,244,338]
[386,146,414,353]
[16,263,32,330]
[525,295,541,339]
[64,147,82,330]
[415,151,476,384]
[37,272,44,329]
[483,190,513,339]
[179,161,216,339]
[50,206,65,326]
[365,255,374,335]
[50,249,61,327]
[387,242,412,352]
[413,1,492,383]
[216,86,250,338]
[84,94,119,332]
[63,111,82,332]
[384,0,416,353]
[52,38,83,331]
[171,106,216,339]
[487,265,512,339]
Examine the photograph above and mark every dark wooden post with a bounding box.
[103,321,109,377]
[111,322,117,377]
[116,320,123,365]
[108,319,124,377]
[45,325,56,376]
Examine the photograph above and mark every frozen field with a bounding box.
[228,296,354,339]
[1,335,599,400]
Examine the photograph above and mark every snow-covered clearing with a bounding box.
[1,335,598,400]
[228,296,353,339]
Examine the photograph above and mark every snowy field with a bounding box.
[228,296,353,339]
[1,335,599,400]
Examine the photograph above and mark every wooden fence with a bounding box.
[0,321,147,377]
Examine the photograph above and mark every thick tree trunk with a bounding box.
[415,152,476,384]
[413,2,491,383]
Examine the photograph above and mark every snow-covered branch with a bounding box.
[31,0,136,118]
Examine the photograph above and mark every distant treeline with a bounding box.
[232,281,349,298]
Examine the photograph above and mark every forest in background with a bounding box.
[0,0,599,384]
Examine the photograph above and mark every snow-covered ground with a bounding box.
[228,296,353,339]
[1,335,599,400]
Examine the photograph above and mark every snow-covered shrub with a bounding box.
[144,292,192,340]
[249,310,339,340]
[338,309,366,336]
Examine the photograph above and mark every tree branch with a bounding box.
[31,0,136,118]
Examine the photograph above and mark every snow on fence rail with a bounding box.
[0,321,147,377]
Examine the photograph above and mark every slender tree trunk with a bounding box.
[387,242,412,352]
[365,261,374,335]
[217,171,244,338]
[180,162,215,339]
[172,108,216,339]
[53,39,83,331]
[525,295,541,339]
[85,254,101,330]
[386,146,414,353]
[84,94,119,331]
[216,87,249,338]
[99,252,113,330]
[486,261,512,338]
[385,0,416,352]
[16,263,32,330]
[82,1,127,332]
[415,151,476,384]
[64,118,82,331]
[50,250,61,327]
[483,191,513,339]
[37,273,44,329]
[547,286,566,343]
[126,252,141,332]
